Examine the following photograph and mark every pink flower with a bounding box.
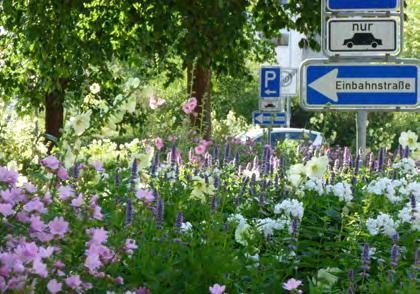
[149,94,166,110]
[30,215,46,232]
[124,238,138,256]
[41,155,60,170]
[194,144,206,155]
[167,135,176,142]
[182,97,197,114]
[71,194,84,207]
[57,185,75,201]
[48,216,69,238]
[0,203,14,217]
[209,283,226,294]
[135,288,152,294]
[283,278,303,291]
[114,276,124,284]
[92,160,105,173]
[23,197,47,213]
[65,275,82,289]
[32,258,48,278]
[88,227,108,244]
[24,182,37,193]
[135,189,155,204]
[47,279,62,294]
[0,167,19,186]
[56,168,69,181]
[84,252,102,272]
[92,205,103,220]
[155,137,164,150]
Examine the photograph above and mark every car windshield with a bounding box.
[255,131,318,145]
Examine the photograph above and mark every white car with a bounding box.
[238,128,324,146]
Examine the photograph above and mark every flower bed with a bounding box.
[0,132,419,293]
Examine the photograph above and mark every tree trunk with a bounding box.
[45,79,66,148]
[187,64,212,139]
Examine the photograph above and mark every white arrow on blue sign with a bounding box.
[300,62,419,110]
[260,66,281,98]
[253,111,286,126]
[327,0,398,11]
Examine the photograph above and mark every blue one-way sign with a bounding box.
[260,67,281,98]
[328,0,398,11]
[300,62,419,110]
[253,111,286,126]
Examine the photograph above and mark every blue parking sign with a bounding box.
[260,67,281,98]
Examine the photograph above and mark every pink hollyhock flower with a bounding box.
[56,168,69,181]
[88,227,108,245]
[92,205,103,220]
[23,197,47,214]
[24,182,37,193]
[0,203,14,217]
[155,137,164,150]
[82,282,93,290]
[30,215,46,232]
[32,258,48,278]
[209,283,226,294]
[124,238,138,256]
[39,246,55,258]
[92,160,105,173]
[201,139,213,147]
[71,194,84,208]
[84,253,102,272]
[114,276,124,284]
[47,279,62,294]
[283,278,303,291]
[167,135,176,142]
[57,185,75,201]
[135,288,152,294]
[182,97,197,114]
[149,94,166,110]
[41,155,60,170]
[48,216,69,238]
[0,167,19,186]
[135,189,155,204]
[195,144,206,155]
[65,275,82,289]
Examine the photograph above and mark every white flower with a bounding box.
[398,131,418,149]
[235,221,252,246]
[228,214,247,224]
[180,222,192,233]
[398,205,412,223]
[289,163,305,175]
[305,178,325,195]
[89,83,101,94]
[274,199,304,220]
[255,218,286,238]
[69,110,92,136]
[305,156,329,179]
[366,178,404,203]
[366,213,399,237]
[392,158,417,176]
[326,182,353,202]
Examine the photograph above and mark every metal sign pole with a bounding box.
[356,111,368,153]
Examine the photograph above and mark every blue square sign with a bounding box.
[260,67,281,98]
[328,0,398,11]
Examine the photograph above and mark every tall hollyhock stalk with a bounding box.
[360,244,371,278]
[388,234,400,282]
[347,269,355,294]
[378,147,385,172]
[223,143,230,166]
[126,198,133,226]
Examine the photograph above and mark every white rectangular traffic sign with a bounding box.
[280,68,297,96]
[327,19,397,56]
[299,59,420,111]
[259,99,283,112]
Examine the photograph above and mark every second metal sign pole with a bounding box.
[356,111,368,153]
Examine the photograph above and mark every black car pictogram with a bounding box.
[343,33,382,48]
